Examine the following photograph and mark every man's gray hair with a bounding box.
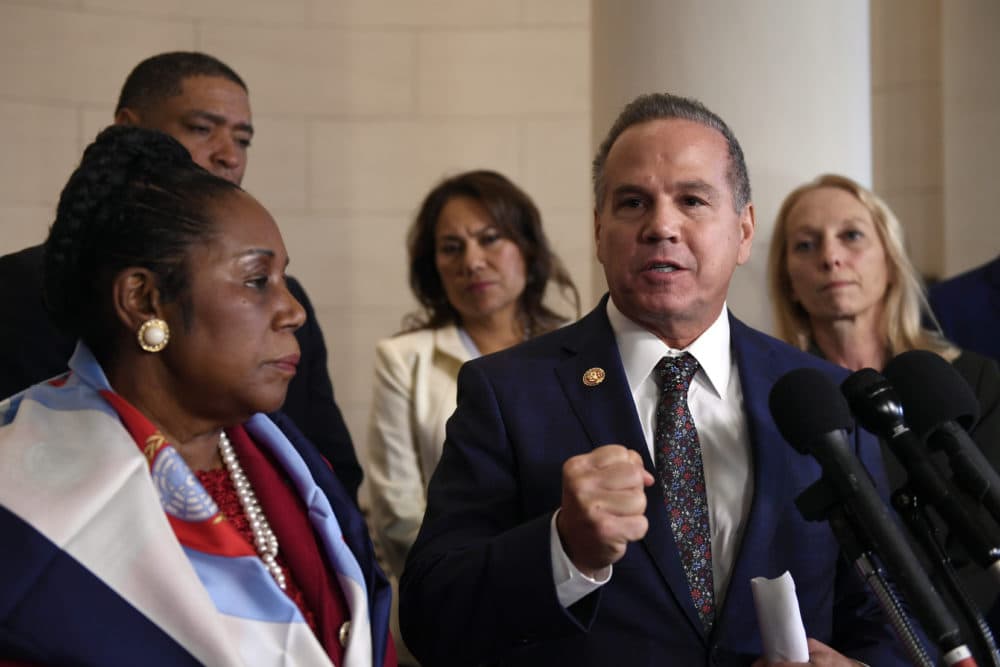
[592,92,751,213]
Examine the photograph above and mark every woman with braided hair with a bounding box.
[0,126,395,667]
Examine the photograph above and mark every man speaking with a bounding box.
[399,93,908,666]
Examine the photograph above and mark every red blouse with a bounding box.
[200,425,353,665]
[195,468,317,629]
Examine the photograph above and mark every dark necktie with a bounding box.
[654,353,715,632]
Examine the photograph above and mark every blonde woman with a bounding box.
[768,172,1000,622]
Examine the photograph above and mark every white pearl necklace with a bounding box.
[218,431,287,590]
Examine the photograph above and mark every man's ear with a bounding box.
[111,267,163,331]
[114,107,142,127]
[736,203,756,266]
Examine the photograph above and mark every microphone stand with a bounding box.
[796,479,936,666]
[929,421,1000,529]
[893,488,1000,667]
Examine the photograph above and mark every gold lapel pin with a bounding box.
[582,367,606,387]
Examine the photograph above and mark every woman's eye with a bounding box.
[245,276,269,289]
[843,229,864,241]
[791,240,813,253]
[438,243,460,256]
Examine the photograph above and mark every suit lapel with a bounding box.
[264,412,391,667]
[715,317,794,634]
[553,301,708,636]
[553,307,645,459]
[433,324,472,365]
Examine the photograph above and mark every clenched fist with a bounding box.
[556,444,654,577]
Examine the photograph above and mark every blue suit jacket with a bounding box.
[0,411,391,667]
[400,301,905,666]
[929,255,1000,362]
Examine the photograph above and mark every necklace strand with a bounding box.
[218,431,287,590]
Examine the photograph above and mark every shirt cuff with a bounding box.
[550,509,612,608]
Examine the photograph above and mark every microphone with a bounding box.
[884,349,1000,524]
[770,368,966,660]
[841,367,1000,575]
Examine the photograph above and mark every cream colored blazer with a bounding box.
[365,325,471,577]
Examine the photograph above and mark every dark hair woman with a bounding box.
[364,169,579,663]
[0,126,394,667]
[402,169,580,343]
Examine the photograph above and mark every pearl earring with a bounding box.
[137,318,170,352]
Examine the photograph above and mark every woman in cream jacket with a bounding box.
[366,171,579,661]
[367,323,470,576]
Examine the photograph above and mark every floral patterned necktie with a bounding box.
[654,353,715,632]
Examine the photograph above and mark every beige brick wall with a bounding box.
[0,0,594,462]
[871,0,1000,280]
[870,0,944,279]
[8,1,992,462]
[941,0,1000,275]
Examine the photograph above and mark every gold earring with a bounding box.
[137,318,170,352]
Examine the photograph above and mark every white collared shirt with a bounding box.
[553,299,753,608]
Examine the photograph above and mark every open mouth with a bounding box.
[643,260,683,273]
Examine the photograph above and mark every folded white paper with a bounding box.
[751,570,810,663]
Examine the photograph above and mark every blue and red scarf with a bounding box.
[0,344,377,666]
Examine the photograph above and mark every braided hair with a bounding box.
[44,125,240,360]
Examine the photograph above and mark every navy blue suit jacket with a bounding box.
[400,300,905,666]
[0,411,391,667]
[929,255,1000,362]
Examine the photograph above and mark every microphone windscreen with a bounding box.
[769,368,853,452]
[883,349,979,434]
[840,367,887,420]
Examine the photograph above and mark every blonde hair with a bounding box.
[767,173,957,362]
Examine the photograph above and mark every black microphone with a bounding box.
[884,349,1000,523]
[769,367,965,657]
[841,366,1000,576]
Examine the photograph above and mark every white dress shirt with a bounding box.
[552,300,753,609]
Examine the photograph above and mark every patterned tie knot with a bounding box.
[654,353,700,394]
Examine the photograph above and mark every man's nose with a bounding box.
[642,201,681,242]
[211,135,242,175]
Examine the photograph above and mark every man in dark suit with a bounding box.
[929,255,1000,362]
[0,52,363,502]
[399,93,906,666]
